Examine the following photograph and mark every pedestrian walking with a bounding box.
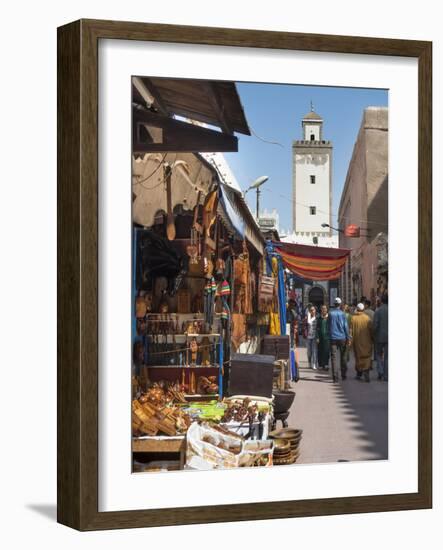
[317,304,330,370]
[350,303,373,382]
[373,294,388,381]
[341,303,352,367]
[328,297,350,382]
[363,299,375,322]
[363,299,376,367]
[305,305,318,370]
[304,302,313,321]
[286,299,299,348]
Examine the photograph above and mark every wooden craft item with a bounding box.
[192,191,203,235]
[190,337,198,365]
[144,293,153,313]
[158,295,169,313]
[202,190,218,237]
[164,165,176,241]
[192,292,203,314]
[187,192,201,264]
[177,288,190,313]
[190,371,196,394]
[187,240,198,264]
[204,253,214,278]
[200,336,211,366]
[135,296,147,318]
[197,376,219,395]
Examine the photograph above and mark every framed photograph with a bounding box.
[57,19,432,530]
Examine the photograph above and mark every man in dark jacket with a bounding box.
[373,294,388,381]
[328,297,350,382]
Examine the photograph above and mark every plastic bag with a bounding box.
[186,422,273,470]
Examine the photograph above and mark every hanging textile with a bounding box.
[231,313,248,351]
[276,256,287,333]
[269,311,281,335]
[204,277,217,329]
[265,241,287,337]
[233,243,253,314]
[273,241,350,281]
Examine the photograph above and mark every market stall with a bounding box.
[130,77,303,472]
[132,386,276,471]
[131,150,278,471]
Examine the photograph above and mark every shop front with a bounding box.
[130,77,301,472]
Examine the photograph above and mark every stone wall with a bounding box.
[338,107,388,304]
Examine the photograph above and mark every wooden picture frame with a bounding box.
[57,18,432,530]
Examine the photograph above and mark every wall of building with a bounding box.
[303,122,322,140]
[293,146,332,232]
[338,107,388,304]
[283,231,338,248]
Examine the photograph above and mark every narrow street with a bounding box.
[287,344,388,464]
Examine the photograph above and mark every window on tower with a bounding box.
[310,134,315,141]
[310,175,316,184]
[309,206,316,215]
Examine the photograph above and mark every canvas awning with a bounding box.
[273,242,350,281]
[218,184,265,255]
[218,184,245,239]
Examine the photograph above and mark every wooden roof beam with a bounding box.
[207,82,234,135]
[133,107,238,153]
[139,77,170,116]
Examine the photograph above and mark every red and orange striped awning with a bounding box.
[273,242,350,281]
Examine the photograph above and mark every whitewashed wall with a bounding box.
[294,151,331,232]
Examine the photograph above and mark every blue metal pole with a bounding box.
[218,334,223,399]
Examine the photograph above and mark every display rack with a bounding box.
[137,316,223,399]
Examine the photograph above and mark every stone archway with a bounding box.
[308,286,325,309]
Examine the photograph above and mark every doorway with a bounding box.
[308,286,325,310]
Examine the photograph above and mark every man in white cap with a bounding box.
[328,297,350,382]
[350,303,374,382]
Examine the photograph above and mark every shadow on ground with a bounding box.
[293,342,388,461]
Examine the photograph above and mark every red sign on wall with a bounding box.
[344,224,360,237]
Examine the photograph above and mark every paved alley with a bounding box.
[287,345,388,464]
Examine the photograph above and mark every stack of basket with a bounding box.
[270,428,303,465]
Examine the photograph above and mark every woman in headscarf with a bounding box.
[306,305,318,370]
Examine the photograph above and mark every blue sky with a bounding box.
[225,82,388,232]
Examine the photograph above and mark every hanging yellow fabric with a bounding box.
[269,311,281,335]
[269,255,281,334]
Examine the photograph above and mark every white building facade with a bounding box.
[283,108,339,309]
[290,109,334,246]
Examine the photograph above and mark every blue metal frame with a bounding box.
[218,334,224,399]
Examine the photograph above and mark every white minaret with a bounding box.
[292,105,333,236]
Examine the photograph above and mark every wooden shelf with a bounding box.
[143,314,205,318]
[184,393,219,399]
[146,364,219,369]
[148,333,219,337]
[186,333,220,337]
[132,435,185,453]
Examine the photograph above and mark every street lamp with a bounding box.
[321,222,343,233]
[322,222,369,238]
[245,175,269,219]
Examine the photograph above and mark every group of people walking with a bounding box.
[296,295,388,383]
